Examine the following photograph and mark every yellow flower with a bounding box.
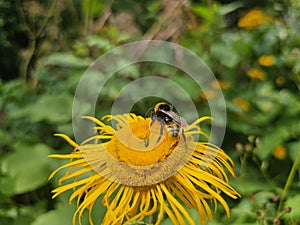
[258,55,275,67]
[276,76,285,86]
[211,80,230,89]
[272,144,287,160]
[247,68,267,80]
[200,90,217,100]
[49,113,240,225]
[233,98,251,111]
[238,8,267,29]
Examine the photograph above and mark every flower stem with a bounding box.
[276,141,300,216]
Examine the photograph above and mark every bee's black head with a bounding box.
[158,103,171,112]
[152,102,174,123]
[154,102,172,113]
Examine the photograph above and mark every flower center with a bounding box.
[110,118,180,166]
[81,115,196,186]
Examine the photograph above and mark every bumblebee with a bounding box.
[149,102,187,146]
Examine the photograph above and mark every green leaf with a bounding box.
[9,94,73,123]
[87,35,114,51]
[229,199,254,222]
[118,64,140,79]
[284,194,300,222]
[172,75,201,100]
[81,0,104,19]
[0,129,9,146]
[191,4,215,22]
[278,90,300,116]
[13,215,33,225]
[288,142,300,162]
[45,52,92,68]
[0,143,52,195]
[219,1,243,15]
[30,202,77,225]
[211,44,240,68]
[257,126,290,160]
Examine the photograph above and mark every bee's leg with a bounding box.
[181,130,188,149]
[150,120,154,127]
[150,116,157,127]
[154,123,164,146]
[182,130,187,143]
[144,138,150,147]
[145,118,156,147]
[144,117,155,148]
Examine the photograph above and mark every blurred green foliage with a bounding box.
[0,0,300,225]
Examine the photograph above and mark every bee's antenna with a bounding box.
[170,104,174,111]
[145,106,154,118]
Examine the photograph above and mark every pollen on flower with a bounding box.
[49,113,240,225]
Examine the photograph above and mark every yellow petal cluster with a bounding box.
[258,55,275,67]
[233,98,251,111]
[247,68,267,80]
[272,144,287,160]
[49,113,240,225]
[238,8,267,29]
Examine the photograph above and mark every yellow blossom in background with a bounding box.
[211,80,230,89]
[200,80,230,100]
[200,90,217,100]
[238,8,267,29]
[272,144,287,160]
[258,55,275,67]
[49,113,240,225]
[247,68,267,80]
[233,98,251,111]
[276,76,285,86]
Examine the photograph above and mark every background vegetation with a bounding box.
[0,0,299,224]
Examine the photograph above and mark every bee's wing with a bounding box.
[179,116,188,127]
[160,110,188,126]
